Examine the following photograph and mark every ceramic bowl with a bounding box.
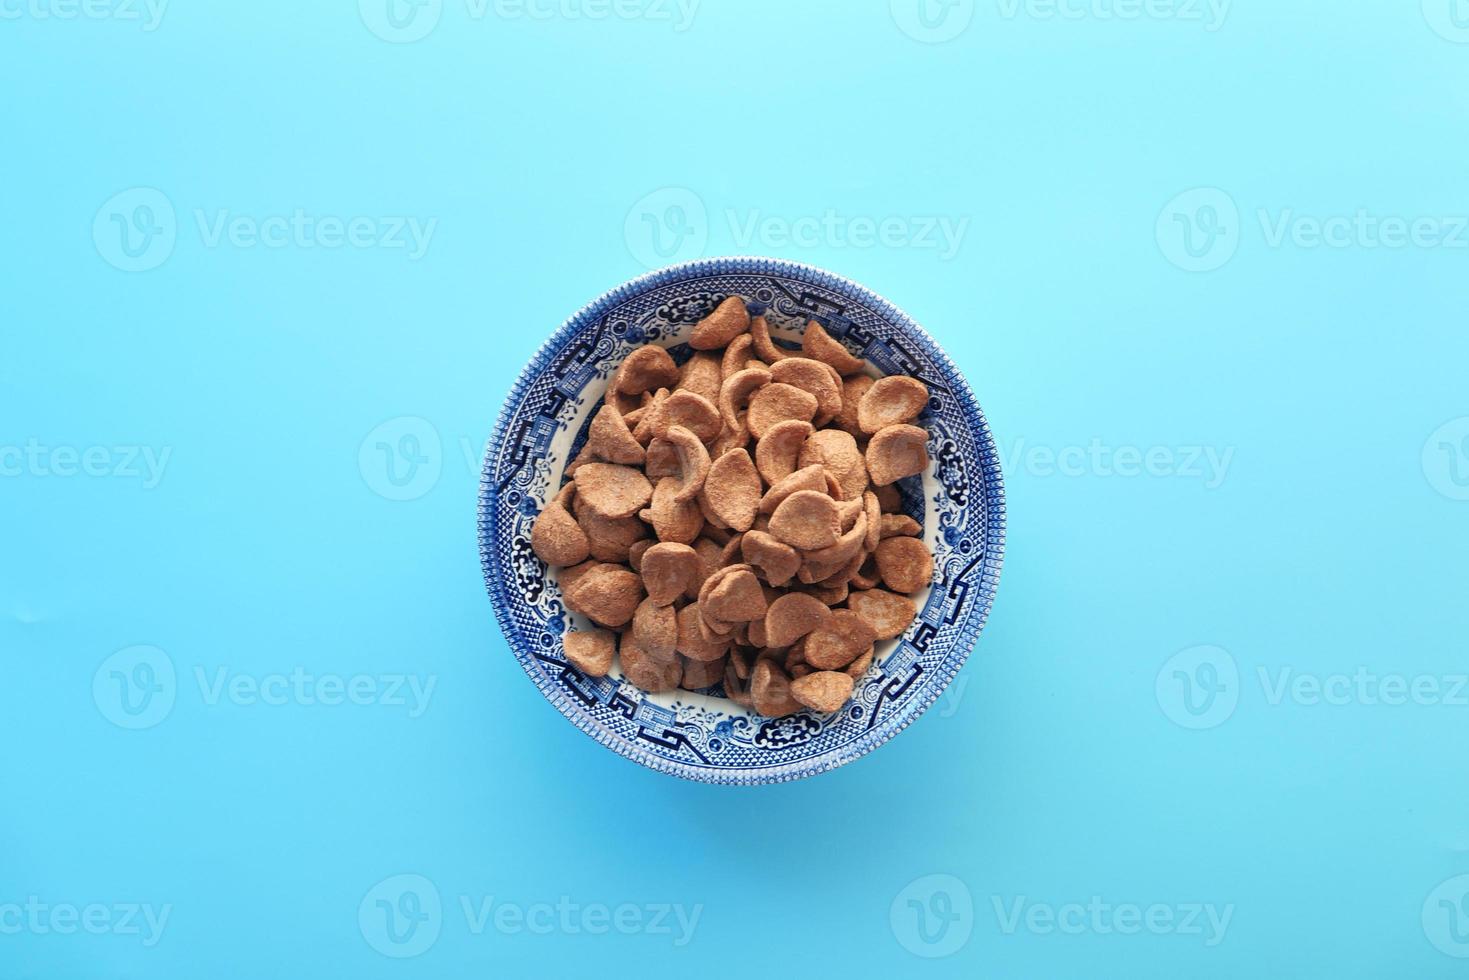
[478,256,1004,785]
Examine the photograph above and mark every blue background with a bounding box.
[4,1,1469,977]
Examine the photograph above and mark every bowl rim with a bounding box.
[478,256,1006,786]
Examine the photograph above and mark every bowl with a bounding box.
[478,256,1005,785]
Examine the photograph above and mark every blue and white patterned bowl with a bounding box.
[478,257,1005,785]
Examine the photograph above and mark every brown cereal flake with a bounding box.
[620,635,681,692]
[642,476,704,544]
[847,588,918,641]
[880,514,922,539]
[801,320,866,376]
[679,654,727,691]
[587,404,647,466]
[754,419,813,486]
[676,603,729,662]
[675,351,723,406]
[740,530,802,588]
[844,646,874,680]
[746,383,819,439]
[858,375,929,434]
[749,315,792,363]
[799,428,868,502]
[631,597,679,661]
[614,345,679,395]
[771,357,843,427]
[763,592,833,648]
[863,491,882,552]
[703,449,761,532]
[576,507,648,564]
[721,332,757,380]
[564,564,643,628]
[690,296,751,350]
[751,658,801,716]
[573,463,653,519]
[563,629,615,677]
[640,542,700,606]
[531,495,590,568]
[803,512,867,567]
[759,464,828,515]
[768,489,841,551]
[663,425,711,503]
[718,366,772,435]
[835,374,876,437]
[628,539,652,572]
[652,390,723,443]
[865,423,929,487]
[874,535,934,594]
[703,566,768,623]
[804,609,877,670]
[644,437,681,479]
[790,670,855,714]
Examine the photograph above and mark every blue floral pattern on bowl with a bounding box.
[478,257,1005,785]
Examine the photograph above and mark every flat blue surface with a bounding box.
[3,3,1468,977]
